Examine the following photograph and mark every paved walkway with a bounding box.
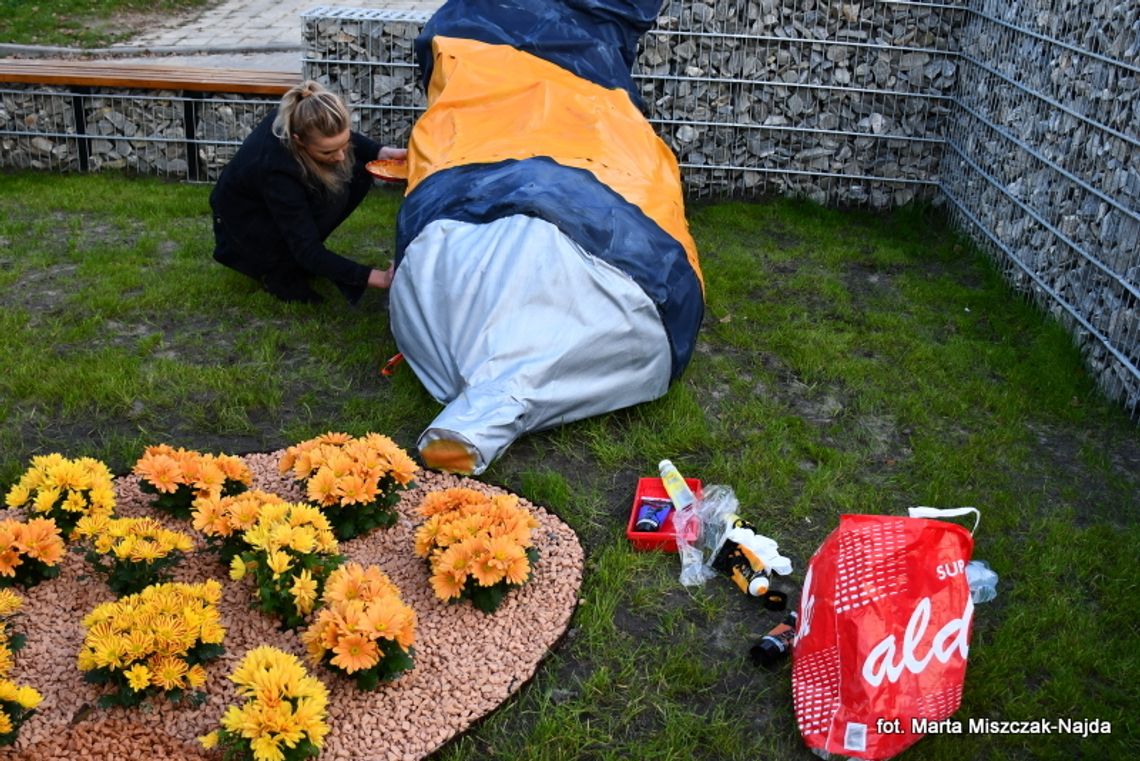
[120,0,439,51]
[95,0,441,71]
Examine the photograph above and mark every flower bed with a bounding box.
[0,452,584,760]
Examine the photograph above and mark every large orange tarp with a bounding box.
[406,35,703,290]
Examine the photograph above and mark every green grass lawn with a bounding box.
[0,0,214,47]
[1,171,1138,760]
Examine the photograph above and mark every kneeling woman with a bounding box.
[210,80,404,303]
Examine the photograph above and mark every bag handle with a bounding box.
[908,505,980,534]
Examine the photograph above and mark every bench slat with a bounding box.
[0,59,297,95]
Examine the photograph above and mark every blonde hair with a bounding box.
[273,80,353,192]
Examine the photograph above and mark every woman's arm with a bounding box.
[261,166,373,289]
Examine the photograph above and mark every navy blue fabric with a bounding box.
[415,0,663,106]
[396,158,703,378]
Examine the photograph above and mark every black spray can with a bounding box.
[750,612,797,668]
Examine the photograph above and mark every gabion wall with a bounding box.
[0,87,278,181]
[939,0,1139,414]
[632,0,963,205]
[302,1,962,207]
[303,7,425,149]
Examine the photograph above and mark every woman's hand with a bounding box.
[367,262,395,289]
[378,146,407,161]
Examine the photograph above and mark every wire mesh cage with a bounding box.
[940,1,1140,415]
[302,7,429,149]
[0,86,278,181]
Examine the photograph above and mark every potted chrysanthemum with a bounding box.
[0,678,41,747]
[279,432,418,540]
[199,645,329,761]
[74,514,196,596]
[229,502,343,630]
[300,562,416,690]
[192,489,288,564]
[413,487,540,613]
[0,517,65,589]
[77,580,226,708]
[3,453,115,537]
[134,445,251,520]
[0,587,40,746]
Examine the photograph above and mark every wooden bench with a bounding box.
[0,59,298,95]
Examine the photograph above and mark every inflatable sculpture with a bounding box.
[390,0,705,474]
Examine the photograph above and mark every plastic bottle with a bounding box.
[658,459,696,510]
[712,538,770,596]
[966,559,999,603]
[750,612,798,667]
[727,545,770,596]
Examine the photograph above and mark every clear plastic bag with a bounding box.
[966,559,999,603]
[674,484,740,586]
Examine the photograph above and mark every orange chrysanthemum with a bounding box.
[306,469,339,507]
[330,633,379,673]
[136,454,181,493]
[334,474,374,506]
[414,487,537,607]
[0,548,22,577]
[429,568,466,601]
[17,518,65,565]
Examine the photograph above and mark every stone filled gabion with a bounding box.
[1,86,80,171]
[303,12,427,150]
[941,5,1140,414]
[0,87,279,181]
[195,95,278,181]
[85,90,189,176]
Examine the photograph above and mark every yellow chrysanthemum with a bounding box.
[149,654,189,690]
[3,484,30,510]
[266,550,293,577]
[230,555,248,580]
[186,663,208,689]
[14,684,42,710]
[251,734,286,761]
[290,569,319,615]
[125,663,152,692]
[32,486,61,514]
[0,588,22,617]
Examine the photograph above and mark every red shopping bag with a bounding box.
[792,507,979,760]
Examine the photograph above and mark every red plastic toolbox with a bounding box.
[626,476,702,552]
